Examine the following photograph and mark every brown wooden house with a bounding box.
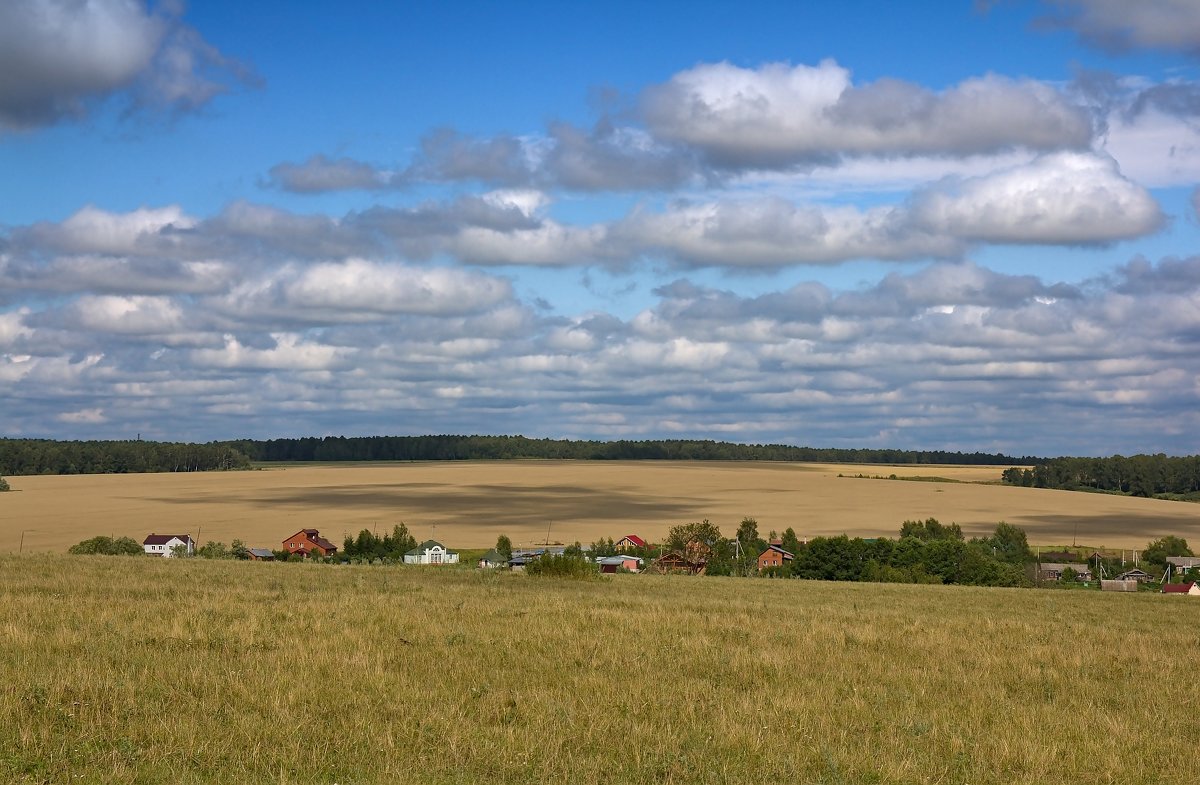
[653,551,704,575]
[282,529,338,558]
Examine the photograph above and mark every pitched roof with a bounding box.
[1166,556,1200,567]
[248,548,275,558]
[1038,563,1091,573]
[598,555,642,565]
[143,534,192,546]
[619,534,647,547]
[758,544,794,559]
[480,549,502,562]
[406,539,454,556]
[1161,583,1195,593]
[312,536,337,551]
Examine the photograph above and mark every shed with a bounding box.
[1100,579,1137,592]
[478,549,505,568]
[247,548,275,561]
[597,555,643,573]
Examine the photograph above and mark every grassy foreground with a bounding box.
[1,557,1197,784]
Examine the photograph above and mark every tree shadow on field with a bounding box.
[143,482,698,526]
[1008,512,1200,543]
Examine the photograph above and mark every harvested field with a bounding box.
[3,461,1197,552]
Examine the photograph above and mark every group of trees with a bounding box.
[225,435,1027,466]
[340,524,418,561]
[68,535,145,556]
[0,439,251,476]
[785,522,1031,587]
[1002,454,1200,498]
[632,517,1035,587]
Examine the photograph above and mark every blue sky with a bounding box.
[2,0,1199,455]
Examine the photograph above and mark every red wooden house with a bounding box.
[282,529,338,558]
[615,535,647,552]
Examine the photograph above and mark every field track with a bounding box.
[3,461,1197,552]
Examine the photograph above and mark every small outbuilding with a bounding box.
[597,555,643,573]
[247,548,275,561]
[478,549,505,568]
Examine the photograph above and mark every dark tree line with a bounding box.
[224,434,1030,465]
[1002,454,1200,498]
[0,439,252,476]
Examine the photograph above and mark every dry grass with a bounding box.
[3,461,1198,553]
[1,555,1197,784]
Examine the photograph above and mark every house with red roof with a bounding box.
[143,533,194,558]
[1161,582,1198,595]
[615,534,646,552]
[282,529,338,559]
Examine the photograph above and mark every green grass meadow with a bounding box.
[2,555,1197,784]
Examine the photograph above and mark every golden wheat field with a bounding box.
[2,556,1198,784]
[2,461,1198,553]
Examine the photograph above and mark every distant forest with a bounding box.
[224,435,1032,466]
[0,434,1033,476]
[0,439,251,476]
[1002,455,1200,498]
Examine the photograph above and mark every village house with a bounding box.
[282,529,338,558]
[757,539,794,571]
[507,555,534,571]
[615,535,647,552]
[1114,568,1151,583]
[404,540,459,565]
[652,551,705,574]
[142,533,194,558]
[1037,562,1093,582]
[247,548,275,561]
[1165,557,1200,578]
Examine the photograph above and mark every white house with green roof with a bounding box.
[404,540,459,565]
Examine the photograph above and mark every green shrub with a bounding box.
[524,552,598,579]
[68,536,143,556]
